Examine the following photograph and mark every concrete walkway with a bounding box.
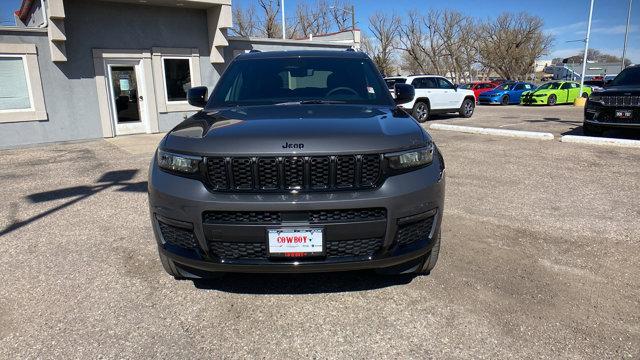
[105,133,165,155]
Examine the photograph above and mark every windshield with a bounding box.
[538,82,562,90]
[385,78,406,89]
[210,57,392,107]
[496,83,514,91]
[610,67,640,87]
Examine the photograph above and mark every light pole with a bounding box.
[621,0,633,71]
[281,0,286,39]
[579,0,595,97]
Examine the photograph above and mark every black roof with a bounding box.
[235,49,368,60]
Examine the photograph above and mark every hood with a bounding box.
[482,89,506,96]
[597,86,640,96]
[162,105,428,156]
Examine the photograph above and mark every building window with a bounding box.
[0,43,47,123]
[152,48,201,113]
[0,56,33,112]
[163,58,192,102]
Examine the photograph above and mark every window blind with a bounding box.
[0,57,31,111]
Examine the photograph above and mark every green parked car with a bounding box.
[521,81,592,105]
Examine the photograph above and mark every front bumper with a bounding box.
[520,95,547,105]
[584,102,640,128]
[478,97,500,104]
[148,155,446,274]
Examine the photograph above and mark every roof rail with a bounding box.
[249,49,262,53]
[346,48,355,52]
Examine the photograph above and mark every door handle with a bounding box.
[139,96,144,101]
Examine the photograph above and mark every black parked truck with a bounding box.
[584,65,640,136]
[147,50,445,280]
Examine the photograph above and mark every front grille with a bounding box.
[308,208,386,223]
[209,241,266,259]
[203,211,282,224]
[208,238,383,260]
[326,238,383,258]
[205,155,383,192]
[596,95,640,107]
[158,221,198,249]
[395,214,435,247]
[203,208,386,225]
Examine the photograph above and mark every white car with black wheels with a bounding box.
[385,75,476,122]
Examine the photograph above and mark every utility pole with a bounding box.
[621,0,633,71]
[281,0,286,39]
[351,4,356,47]
[579,0,595,97]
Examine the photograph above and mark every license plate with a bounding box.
[267,228,324,258]
[616,110,633,119]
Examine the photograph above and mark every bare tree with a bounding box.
[329,0,353,31]
[230,3,258,37]
[367,12,400,76]
[291,1,332,38]
[257,0,282,38]
[476,12,553,80]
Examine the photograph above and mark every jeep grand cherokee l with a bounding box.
[148,50,445,279]
[584,65,640,136]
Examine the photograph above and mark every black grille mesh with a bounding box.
[203,211,282,224]
[209,242,267,259]
[395,215,435,247]
[205,154,382,192]
[325,238,383,257]
[158,221,198,249]
[308,208,386,223]
[208,238,383,259]
[203,208,386,224]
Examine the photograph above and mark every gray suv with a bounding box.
[148,50,446,279]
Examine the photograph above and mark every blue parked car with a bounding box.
[478,82,537,105]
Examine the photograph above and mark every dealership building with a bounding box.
[0,0,359,148]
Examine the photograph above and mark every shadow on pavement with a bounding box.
[561,126,640,140]
[1,169,147,237]
[192,271,416,294]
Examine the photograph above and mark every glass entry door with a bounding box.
[107,60,149,135]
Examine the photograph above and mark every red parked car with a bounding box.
[459,82,495,101]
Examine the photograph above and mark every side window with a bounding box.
[424,78,438,89]
[571,83,579,88]
[524,84,532,90]
[411,78,421,89]
[514,84,524,90]
[437,78,454,89]
[560,83,572,90]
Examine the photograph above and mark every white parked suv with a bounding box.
[385,75,476,122]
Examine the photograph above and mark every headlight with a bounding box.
[157,149,201,173]
[385,145,434,170]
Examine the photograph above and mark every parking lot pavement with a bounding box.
[1,134,639,359]
[429,104,640,140]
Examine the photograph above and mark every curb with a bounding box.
[560,135,640,148]
[428,124,554,140]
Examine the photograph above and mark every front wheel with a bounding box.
[414,232,441,275]
[412,101,430,123]
[459,98,475,118]
[501,95,510,105]
[548,94,557,106]
[582,92,589,98]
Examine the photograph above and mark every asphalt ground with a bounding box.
[428,103,640,140]
[1,106,639,358]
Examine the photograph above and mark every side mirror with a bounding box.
[454,84,458,91]
[394,83,415,105]
[187,86,208,108]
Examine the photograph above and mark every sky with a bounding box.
[2,0,638,62]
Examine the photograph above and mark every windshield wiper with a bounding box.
[275,99,347,105]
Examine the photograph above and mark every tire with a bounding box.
[548,94,557,106]
[582,92,588,98]
[412,101,430,123]
[414,232,441,275]
[500,95,509,105]
[459,98,475,118]
[583,122,603,137]
[158,248,183,279]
